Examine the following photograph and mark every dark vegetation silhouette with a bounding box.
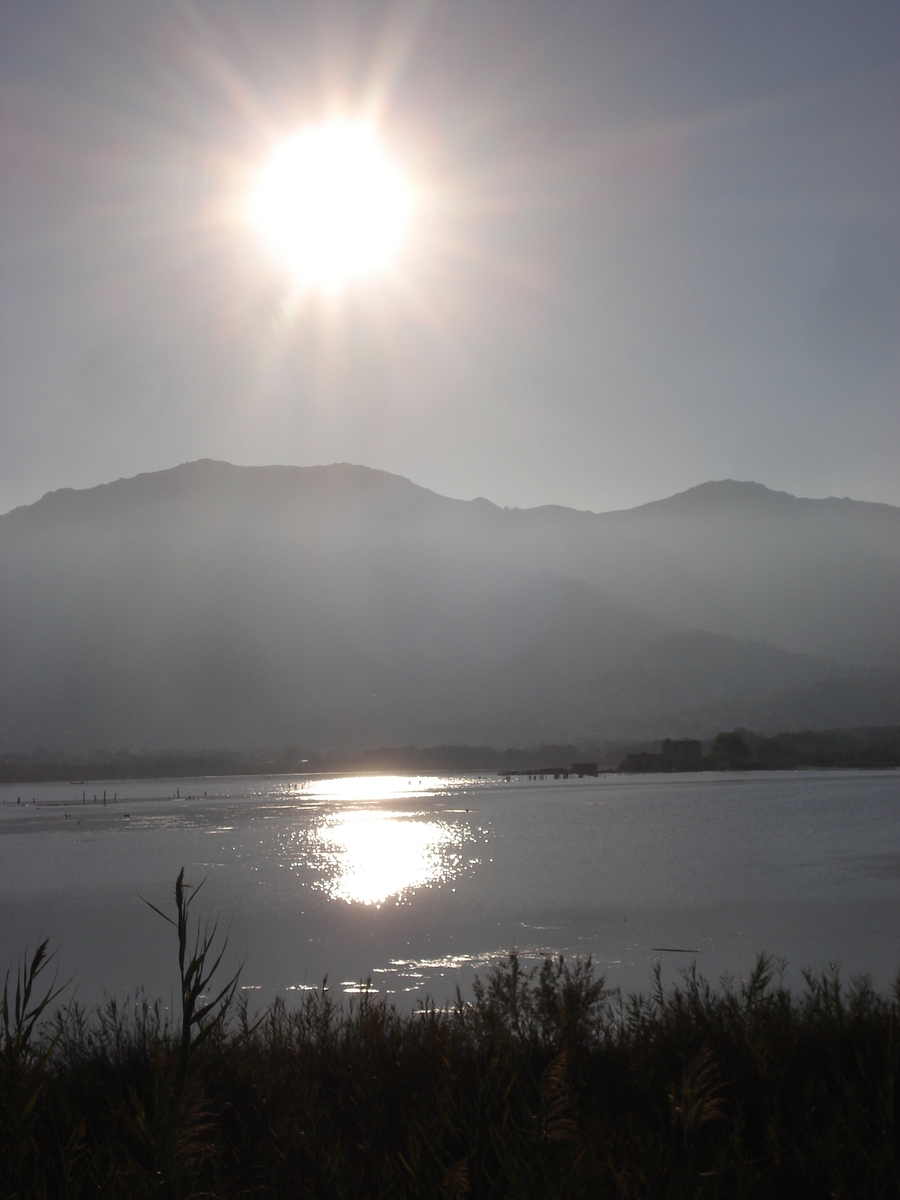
[710,730,752,768]
[3,724,898,783]
[3,871,900,1197]
[141,869,240,1094]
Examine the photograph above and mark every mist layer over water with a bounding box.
[2,770,900,1010]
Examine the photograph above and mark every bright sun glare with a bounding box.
[251,119,413,293]
[312,811,459,906]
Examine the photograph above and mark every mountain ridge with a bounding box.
[8,459,900,524]
[2,460,898,753]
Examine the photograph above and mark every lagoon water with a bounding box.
[2,769,900,1012]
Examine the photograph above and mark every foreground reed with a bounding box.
[3,877,900,1197]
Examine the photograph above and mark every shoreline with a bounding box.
[3,723,900,784]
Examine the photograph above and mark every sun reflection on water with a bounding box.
[289,775,457,803]
[283,776,484,905]
[308,810,464,905]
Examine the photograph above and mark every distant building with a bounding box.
[571,762,598,777]
[619,739,705,774]
[661,739,703,769]
[619,752,662,774]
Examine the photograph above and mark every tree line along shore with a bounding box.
[1,725,899,785]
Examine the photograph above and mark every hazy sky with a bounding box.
[1,0,898,515]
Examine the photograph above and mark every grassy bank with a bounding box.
[3,883,900,1197]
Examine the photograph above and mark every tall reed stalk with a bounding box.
[142,867,239,1094]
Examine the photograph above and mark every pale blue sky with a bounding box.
[1,0,898,514]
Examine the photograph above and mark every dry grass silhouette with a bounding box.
[2,876,900,1197]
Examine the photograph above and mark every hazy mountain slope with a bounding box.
[424,624,862,747]
[582,482,900,667]
[8,462,898,667]
[1,460,897,752]
[465,481,900,668]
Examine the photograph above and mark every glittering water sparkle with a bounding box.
[293,809,469,905]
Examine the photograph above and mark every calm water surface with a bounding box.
[2,770,900,1010]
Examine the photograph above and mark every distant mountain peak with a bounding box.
[627,479,799,517]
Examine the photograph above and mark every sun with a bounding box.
[250,119,413,294]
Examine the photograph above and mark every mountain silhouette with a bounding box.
[1,460,898,752]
